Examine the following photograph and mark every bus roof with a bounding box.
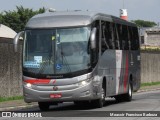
[26,11,137,29]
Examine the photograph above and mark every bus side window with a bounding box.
[135,28,140,50]
[110,23,115,49]
[123,25,129,50]
[130,27,135,50]
[122,25,127,50]
[132,27,139,50]
[114,23,120,50]
[127,26,132,50]
[101,21,114,52]
[101,21,110,53]
[119,24,123,50]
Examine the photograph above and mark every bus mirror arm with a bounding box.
[13,31,24,52]
[90,28,97,49]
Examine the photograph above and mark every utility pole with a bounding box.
[120,0,128,20]
[123,0,125,9]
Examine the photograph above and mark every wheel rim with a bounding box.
[129,83,132,97]
[101,88,105,99]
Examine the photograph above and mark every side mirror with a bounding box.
[13,31,24,52]
[90,28,97,49]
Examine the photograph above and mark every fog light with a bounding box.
[85,90,90,95]
[26,83,32,88]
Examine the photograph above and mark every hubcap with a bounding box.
[129,84,132,97]
[101,88,105,100]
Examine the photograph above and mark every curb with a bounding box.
[137,87,160,93]
[0,104,37,111]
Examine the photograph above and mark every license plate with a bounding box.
[50,94,62,98]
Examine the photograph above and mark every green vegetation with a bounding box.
[141,45,160,52]
[131,20,157,27]
[0,6,45,32]
[0,96,23,102]
[141,82,160,87]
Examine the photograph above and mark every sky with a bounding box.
[0,0,159,23]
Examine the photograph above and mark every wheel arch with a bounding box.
[129,74,133,90]
[102,77,107,96]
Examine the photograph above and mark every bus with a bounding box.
[14,11,140,110]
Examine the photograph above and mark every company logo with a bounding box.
[53,86,58,91]
[2,112,11,117]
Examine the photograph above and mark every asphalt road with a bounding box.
[1,90,160,120]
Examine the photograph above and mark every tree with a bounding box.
[131,20,157,27]
[0,6,45,32]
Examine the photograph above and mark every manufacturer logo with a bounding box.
[53,86,58,91]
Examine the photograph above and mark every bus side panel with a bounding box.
[118,50,129,94]
[98,50,116,96]
[118,50,141,94]
[129,51,141,92]
[98,50,140,97]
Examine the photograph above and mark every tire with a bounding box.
[93,88,105,108]
[38,102,50,111]
[124,81,133,102]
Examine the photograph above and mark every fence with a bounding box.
[141,51,160,83]
[0,38,22,97]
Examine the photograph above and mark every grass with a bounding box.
[0,96,23,102]
[141,81,160,87]
[141,46,160,51]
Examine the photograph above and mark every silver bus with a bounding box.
[14,11,140,110]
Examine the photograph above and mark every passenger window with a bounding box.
[101,21,114,53]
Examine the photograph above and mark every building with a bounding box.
[141,27,160,46]
[0,24,16,39]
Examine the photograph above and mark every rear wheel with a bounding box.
[124,81,132,102]
[38,102,50,111]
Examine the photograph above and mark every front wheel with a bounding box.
[93,88,105,108]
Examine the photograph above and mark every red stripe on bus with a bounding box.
[24,79,51,84]
[52,80,56,84]
[124,53,129,92]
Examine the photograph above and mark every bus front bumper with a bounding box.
[23,81,98,103]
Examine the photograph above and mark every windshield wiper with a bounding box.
[61,53,71,72]
[59,44,71,73]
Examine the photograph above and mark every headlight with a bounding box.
[25,83,32,88]
[78,79,91,87]
[81,81,87,85]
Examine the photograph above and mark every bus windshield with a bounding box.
[23,27,91,75]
